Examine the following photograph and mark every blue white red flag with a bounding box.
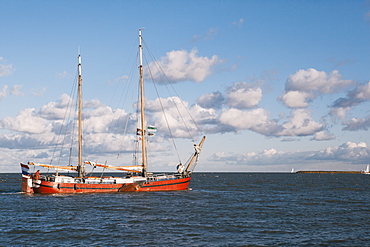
[20,163,30,176]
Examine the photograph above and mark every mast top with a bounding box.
[78,55,82,76]
[138,28,145,45]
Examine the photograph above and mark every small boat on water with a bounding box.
[362,165,370,175]
[20,29,205,193]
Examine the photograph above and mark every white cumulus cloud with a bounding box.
[311,131,336,141]
[218,107,324,138]
[285,68,352,93]
[219,108,279,136]
[342,116,370,131]
[311,141,370,162]
[276,109,323,136]
[226,82,262,109]
[330,81,370,122]
[146,48,221,83]
[196,91,224,109]
[84,106,130,134]
[39,94,74,120]
[280,68,352,108]
[332,81,370,108]
[145,96,217,138]
[0,108,52,134]
[279,91,314,108]
[209,141,370,167]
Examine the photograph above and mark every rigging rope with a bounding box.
[143,53,182,164]
[50,70,78,166]
[142,39,203,140]
[117,55,138,159]
[68,100,78,166]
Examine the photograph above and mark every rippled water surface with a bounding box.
[1,173,370,246]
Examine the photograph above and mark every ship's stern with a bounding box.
[20,163,34,193]
[21,176,34,193]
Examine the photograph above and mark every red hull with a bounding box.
[24,176,191,194]
[137,177,191,192]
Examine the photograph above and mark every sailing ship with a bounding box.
[20,29,206,193]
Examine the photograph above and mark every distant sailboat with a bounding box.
[363,165,370,175]
[291,168,295,173]
[20,29,206,193]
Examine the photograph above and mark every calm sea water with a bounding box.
[0,172,369,246]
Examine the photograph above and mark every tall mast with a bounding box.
[77,55,84,177]
[139,28,147,176]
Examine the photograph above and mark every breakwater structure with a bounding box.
[295,171,362,174]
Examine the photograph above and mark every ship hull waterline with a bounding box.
[22,176,191,194]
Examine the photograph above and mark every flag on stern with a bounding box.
[20,163,30,177]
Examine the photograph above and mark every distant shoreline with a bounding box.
[295,171,362,174]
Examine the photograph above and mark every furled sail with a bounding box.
[85,161,143,173]
[28,162,78,171]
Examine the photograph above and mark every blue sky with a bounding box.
[1,0,370,173]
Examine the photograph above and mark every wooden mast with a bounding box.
[139,28,147,176]
[77,55,84,177]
